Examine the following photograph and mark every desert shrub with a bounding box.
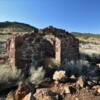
[80,52,100,64]
[62,59,100,82]
[28,66,45,85]
[45,67,58,78]
[62,59,90,77]
[0,65,22,91]
[0,65,21,84]
[44,58,61,78]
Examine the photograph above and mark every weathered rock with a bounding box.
[22,92,34,100]
[92,85,100,89]
[34,88,52,100]
[34,88,62,100]
[87,81,93,86]
[15,81,35,100]
[97,88,100,94]
[53,70,66,81]
[76,76,86,88]
[64,84,71,94]
[92,85,100,94]
[6,84,34,100]
[6,91,15,100]
[96,64,100,68]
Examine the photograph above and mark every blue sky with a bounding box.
[0,0,100,33]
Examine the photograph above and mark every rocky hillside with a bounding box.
[0,21,37,33]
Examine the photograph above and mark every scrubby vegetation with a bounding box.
[72,32,100,39]
[28,66,45,85]
[63,60,90,76]
[0,21,37,33]
[0,65,20,83]
[0,65,21,92]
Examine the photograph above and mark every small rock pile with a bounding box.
[6,69,100,100]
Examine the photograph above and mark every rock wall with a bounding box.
[6,26,79,70]
[55,37,61,64]
[6,35,16,70]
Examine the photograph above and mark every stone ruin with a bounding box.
[4,26,79,71]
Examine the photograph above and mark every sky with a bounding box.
[0,0,100,33]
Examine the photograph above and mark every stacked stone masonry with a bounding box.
[6,26,79,70]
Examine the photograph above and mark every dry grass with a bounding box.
[0,64,21,84]
[63,60,90,76]
[62,59,100,82]
[28,66,45,85]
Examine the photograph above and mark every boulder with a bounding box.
[22,92,34,100]
[63,84,70,94]
[92,85,100,94]
[15,81,35,100]
[53,70,66,82]
[97,88,100,94]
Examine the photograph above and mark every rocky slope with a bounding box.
[0,21,37,33]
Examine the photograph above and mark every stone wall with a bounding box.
[6,26,79,71]
[6,35,16,70]
[61,35,79,62]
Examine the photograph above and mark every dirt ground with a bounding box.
[34,81,100,100]
[64,89,100,100]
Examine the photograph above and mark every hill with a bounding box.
[0,21,37,33]
[71,32,100,39]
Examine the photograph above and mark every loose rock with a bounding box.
[6,91,15,100]
[64,84,71,94]
[97,88,100,94]
[76,76,85,88]
[53,70,66,82]
[22,92,33,100]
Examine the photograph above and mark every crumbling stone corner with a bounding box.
[7,35,16,71]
